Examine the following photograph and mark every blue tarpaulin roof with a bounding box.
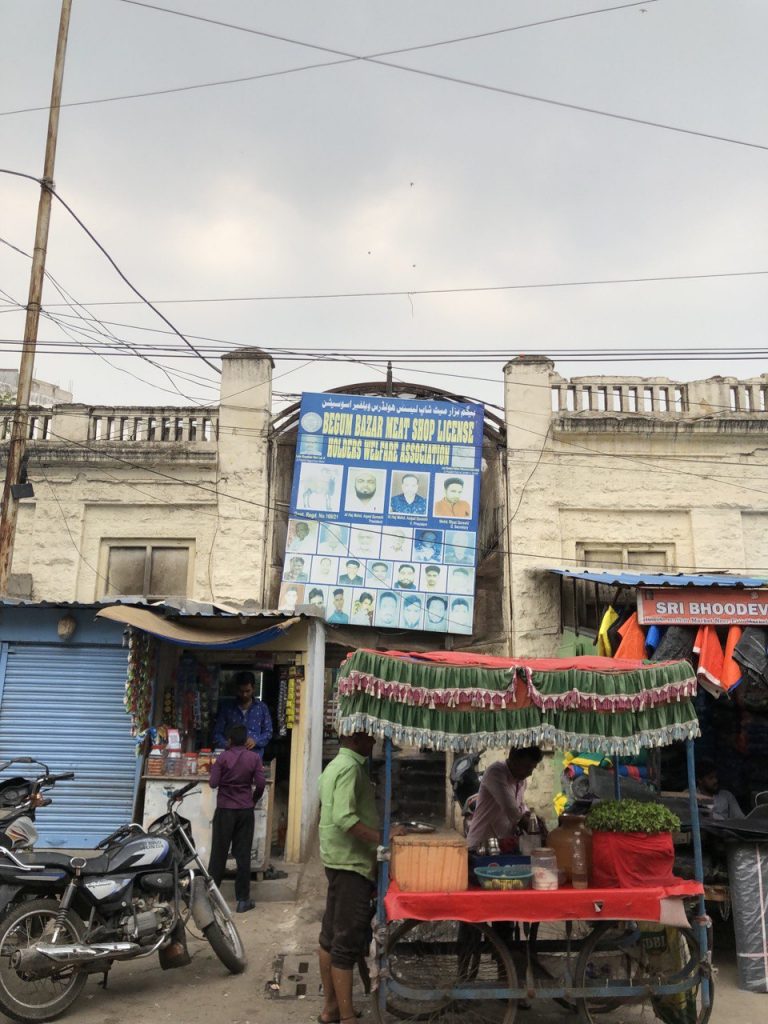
[547,569,768,588]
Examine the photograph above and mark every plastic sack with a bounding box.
[591,831,676,888]
[727,842,768,992]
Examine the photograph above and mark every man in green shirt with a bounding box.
[317,732,404,1024]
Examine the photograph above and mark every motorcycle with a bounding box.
[0,757,67,853]
[449,751,482,836]
[0,774,246,1024]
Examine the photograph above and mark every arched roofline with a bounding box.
[270,380,505,444]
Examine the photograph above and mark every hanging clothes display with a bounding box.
[596,606,619,657]
[644,624,664,655]
[733,627,768,687]
[693,626,725,698]
[721,626,744,693]
[614,612,647,660]
[650,626,697,663]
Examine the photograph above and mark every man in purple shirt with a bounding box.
[208,724,266,913]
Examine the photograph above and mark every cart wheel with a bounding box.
[371,919,518,1024]
[574,922,714,1024]
[529,919,595,1011]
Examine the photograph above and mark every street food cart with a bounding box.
[337,648,713,1024]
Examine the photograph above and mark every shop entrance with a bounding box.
[143,647,299,869]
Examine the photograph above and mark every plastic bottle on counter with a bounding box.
[571,830,589,889]
[531,848,559,891]
[519,809,543,855]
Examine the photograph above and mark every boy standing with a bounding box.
[208,724,265,913]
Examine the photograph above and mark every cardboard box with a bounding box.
[391,834,468,892]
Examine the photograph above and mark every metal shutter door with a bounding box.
[0,643,135,848]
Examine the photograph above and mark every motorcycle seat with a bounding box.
[13,851,111,874]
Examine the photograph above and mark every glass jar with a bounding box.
[531,847,559,891]
[147,746,165,776]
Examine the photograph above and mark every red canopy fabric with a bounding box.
[384,880,703,925]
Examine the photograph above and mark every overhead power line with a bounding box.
[112,1,768,153]
[117,0,659,46]
[3,335,768,365]
[1,1,658,119]
[0,168,220,374]
[11,268,767,308]
[7,3,766,152]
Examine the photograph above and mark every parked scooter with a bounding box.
[0,774,246,1024]
[450,751,482,836]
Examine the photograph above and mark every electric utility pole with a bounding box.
[0,0,73,594]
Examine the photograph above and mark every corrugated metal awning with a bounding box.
[546,569,768,588]
[96,605,301,648]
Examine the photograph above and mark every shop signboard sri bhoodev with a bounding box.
[638,586,768,626]
[279,392,484,635]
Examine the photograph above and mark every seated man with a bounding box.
[696,759,744,820]
[466,746,545,851]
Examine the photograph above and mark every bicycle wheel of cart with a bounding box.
[371,919,518,1024]
[574,922,713,1024]
[529,919,595,1011]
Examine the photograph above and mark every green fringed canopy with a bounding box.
[336,649,700,755]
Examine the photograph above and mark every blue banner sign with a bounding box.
[279,392,484,635]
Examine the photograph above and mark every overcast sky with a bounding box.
[1,0,767,410]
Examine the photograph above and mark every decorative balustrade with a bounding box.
[88,408,219,443]
[727,383,768,414]
[0,409,52,441]
[551,381,687,415]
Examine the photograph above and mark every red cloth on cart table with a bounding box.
[384,880,703,926]
[591,831,676,888]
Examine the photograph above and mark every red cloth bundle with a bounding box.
[591,831,676,888]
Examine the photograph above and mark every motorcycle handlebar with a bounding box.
[170,780,198,802]
[47,772,75,783]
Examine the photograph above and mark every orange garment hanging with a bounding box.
[693,625,724,697]
[721,625,743,692]
[614,612,647,660]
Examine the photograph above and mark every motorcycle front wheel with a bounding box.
[203,883,247,974]
[0,898,87,1023]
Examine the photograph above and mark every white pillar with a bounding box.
[212,349,273,605]
[299,616,326,859]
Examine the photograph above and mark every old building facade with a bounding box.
[4,348,768,853]
[3,348,768,652]
[504,356,768,655]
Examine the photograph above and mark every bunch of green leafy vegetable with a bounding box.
[585,799,681,834]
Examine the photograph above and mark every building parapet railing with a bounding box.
[550,376,768,418]
[88,408,219,443]
[726,382,768,414]
[0,408,52,441]
[0,406,220,445]
[551,381,687,415]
